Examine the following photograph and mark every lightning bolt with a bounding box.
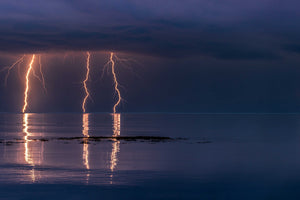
[32,66,42,84]
[39,55,47,93]
[22,54,36,113]
[108,52,122,113]
[31,55,46,93]
[3,54,46,112]
[102,52,140,113]
[82,52,91,113]
[1,55,25,86]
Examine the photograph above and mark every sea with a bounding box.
[0,113,300,199]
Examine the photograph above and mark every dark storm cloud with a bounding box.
[284,45,300,54]
[0,0,299,59]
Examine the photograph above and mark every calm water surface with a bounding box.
[1,113,300,199]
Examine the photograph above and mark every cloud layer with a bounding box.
[0,0,300,59]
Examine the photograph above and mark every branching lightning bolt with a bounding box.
[101,52,140,113]
[39,55,47,93]
[82,52,91,113]
[22,54,36,113]
[109,52,122,113]
[31,55,46,93]
[32,67,42,83]
[1,55,25,86]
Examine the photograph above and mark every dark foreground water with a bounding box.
[1,113,300,199]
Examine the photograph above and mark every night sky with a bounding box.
[0,0,300,113]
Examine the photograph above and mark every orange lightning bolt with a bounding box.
[38,55,47,93]
[82,52,91,113]
[1,55,25,86]
[22,54,36,113]
[109,52,122,113]
[31,55,47,93]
